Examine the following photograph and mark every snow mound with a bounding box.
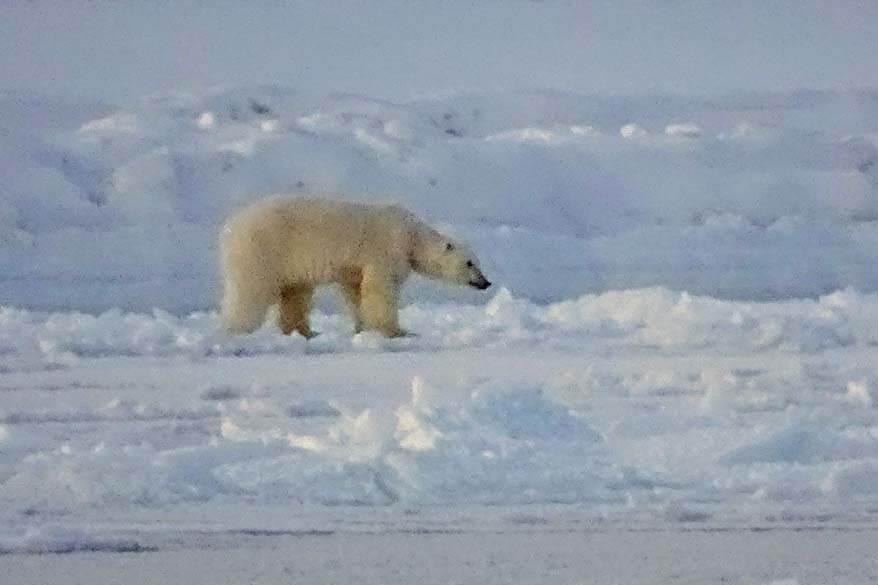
[0,378,637,510]
[215,378,631,506]
[382,379,617,505]
[2,287,877,361]
[2,88,878,310]
[719,424,877,466]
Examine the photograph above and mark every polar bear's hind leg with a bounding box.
[278,284,316,338]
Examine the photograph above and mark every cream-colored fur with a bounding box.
[219,196,491,337]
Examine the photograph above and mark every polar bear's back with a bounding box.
[221,196,416,285]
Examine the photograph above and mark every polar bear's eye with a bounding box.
[445,243,454,252]
[466,260,473,268]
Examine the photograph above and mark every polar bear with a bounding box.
[219,196,491,338]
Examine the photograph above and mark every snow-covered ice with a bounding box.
[2,287,878,570]
[4,0,878,579]
[2,86,878,583]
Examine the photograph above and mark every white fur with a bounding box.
[219,196,488,337]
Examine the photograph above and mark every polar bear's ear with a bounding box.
[445,242,455,252]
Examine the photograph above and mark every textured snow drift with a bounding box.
[1,286,876,361]
[2,87,878,310]
[2,87,878,582]
[2,288,878,554]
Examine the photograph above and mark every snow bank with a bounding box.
[4,358,876,526]
[0,378,626,512]
[3,286,878,538]
[381,379,616,505]
[2,88,877,310]
[2,286,876,361]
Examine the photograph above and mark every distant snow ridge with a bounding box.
[1,87,878,310]
[2,286,877,360]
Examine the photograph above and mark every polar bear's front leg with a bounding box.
[278,284,316,338]
[359,266,405,337]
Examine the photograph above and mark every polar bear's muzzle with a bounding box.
[469,271,491,290]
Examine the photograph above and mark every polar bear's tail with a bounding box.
[218,219,275,334]
[220,283,271,334]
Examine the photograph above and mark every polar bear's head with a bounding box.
[411,229,491,290]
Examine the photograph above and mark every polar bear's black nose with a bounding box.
[470,275,491,290]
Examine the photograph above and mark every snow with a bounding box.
[3,529,874,585]
[3,1,878,579]
[665,122,702,138]
[0,526,151,555]
[2,84,878,584]
[620,122,649,139]
[2,286,878,567]
[1,286,876,362]
[2,87,878,310]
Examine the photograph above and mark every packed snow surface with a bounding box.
[2,87,878,310]
[2,87,878,582]
[2,287,878,559]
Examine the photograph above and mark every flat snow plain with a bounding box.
[2,87,878,583]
